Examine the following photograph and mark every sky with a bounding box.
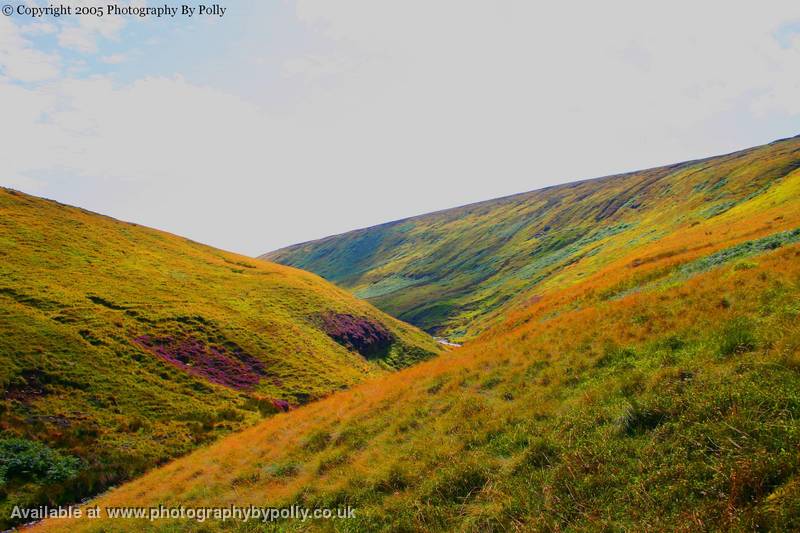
[1,1,800,256]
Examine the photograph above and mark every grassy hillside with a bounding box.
[263,135,800,341]
[0,188,439,528]
[34,156,800,531]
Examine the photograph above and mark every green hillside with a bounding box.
[0,188,438,528]
[35,176,800,531]
[263,135,800,340]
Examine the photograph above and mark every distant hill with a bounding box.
[0,188,438,528]
[263,135,800,340]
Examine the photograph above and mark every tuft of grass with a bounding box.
[719,317,758,357]
[373,463,412,494]
[303,430,332,453]
[515,437,560,470]
[422,461,491,504]
[263,461,300,479]
[615,401,669,436]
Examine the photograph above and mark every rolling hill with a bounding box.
[32,135,800,531]
[0,188,439,528]
[263,135,800,341]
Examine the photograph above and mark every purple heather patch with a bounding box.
[271,399,290,412]
[318,312,393,358]
[132,335,267,390]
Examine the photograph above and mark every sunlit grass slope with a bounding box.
[39,184,800,531]
[263,135,800,340]
[0,188,439,527]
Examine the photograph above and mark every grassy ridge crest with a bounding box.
[263,136,800,340]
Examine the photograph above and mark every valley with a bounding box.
[16,135,800,531]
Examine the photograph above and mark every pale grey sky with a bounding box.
[1,1,799,255]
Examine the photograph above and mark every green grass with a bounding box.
[0,188,439,529]
[11,134,800,532]
[601,227,800,301]
[36,240,800,533]
[263,136,800,340]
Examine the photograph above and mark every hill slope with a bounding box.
[263,135,800,340]
[0,188,438,527]
[36,183,800,531]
